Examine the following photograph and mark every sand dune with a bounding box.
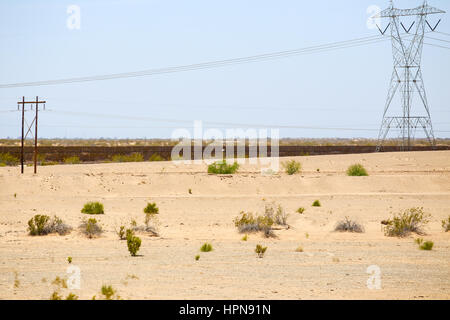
[0,151,449,299]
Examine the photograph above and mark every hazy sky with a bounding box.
[0,0,449,139]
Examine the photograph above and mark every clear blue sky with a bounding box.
[0,0,449,139]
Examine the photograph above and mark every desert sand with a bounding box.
[0,151,449,300]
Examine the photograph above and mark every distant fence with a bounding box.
[0,145,448,162]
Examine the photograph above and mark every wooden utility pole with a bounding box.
[17,96,46,174]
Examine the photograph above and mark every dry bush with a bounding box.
[334,217,365,233]
[79,218,102,238]
[442,216,450,232]
[28,215,72,236]
[282,160,301,175]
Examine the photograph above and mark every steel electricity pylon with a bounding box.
[374,0,445,151]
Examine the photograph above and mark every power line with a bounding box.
[0,34,389,89]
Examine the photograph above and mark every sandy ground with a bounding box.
[0,151,449,300]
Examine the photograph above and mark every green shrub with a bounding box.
[64,156,81,164]
[207,160,239,174]
[347,164,368,176]
[28,215,72,236]
[116,225,126,240]
[297,207,305,214]
[81,202,104,215]
[50,291,62,300]
[282,160,301,175]
[149,153,164,161]
[127,235,142,256]
[241,234,248,241]
[195,255,200,261]
[420,241,434,251]
[126,228,135,240]
[28,215,50,236]
[0,153,19,166]
[80,218,102,238]
[111,153,144,163]
[384,207,430,237]
[200,243,213,252]
[312,200,321,207]
[334,217,364,233]
[101,285,116,300]
[255,244,267,258]
[442,216,450,232]
[66,293,79,300]
[67,257,72,264]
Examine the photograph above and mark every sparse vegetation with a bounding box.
[296,207,305,214]
[143,202,159,226]
[241,234,248,241]
[63,156,81,164]
[66,293,79,300]
[334,217,365,233]
[207,160,239,174]
[255,244,267,258]
[200,243,213,252]
[111,153,144,162]
[101,285,116,300]
[415,238,434,250]
[0,153,19,166]
[149,153,164,161]
[81,201,104,215]
[295,246,304,252]
[347,164,369,176]
[233,203,288,238]
[442,216,450,232]
[383,207,430,237]
[127,235,142,256]
[282,160,301,175]
[67,257,72,264]
[116,225,126,240]
[195,255,200,261]
[50,291,62,300]
[52,276,67,289]
[28,215,72,236]
[79,218,103,238]
[312,200,321,207]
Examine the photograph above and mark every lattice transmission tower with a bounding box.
[374,0,445,151]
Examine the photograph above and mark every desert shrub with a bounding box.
[297,207,305,214]
[127,235,142,256]
[63,156,81,164]
[312,200,321,207]
[28,215,72,236]
[282,160,301,175]
[415,238,434,250]
[143,202,159,225]
[52,276,67,288]
[207,160,239,174]
[442,216,450,232]
[50,291,62,300]
[241,234,248,241]
[149,153,164,161]
[334,217,365,233]
[255,244,267,258]
[420,241,434,251]
[195,255,200,261]
[28,215,50,235]
[111,153,144,163]
[126,228,135,240]
[116,225,126,240]
[265,203,289,226]
[295,246,304,252]
[200,243,213,252]
[101,285,116,300]
[67,257,72,264]
[81,202,104,215]
[66,293,78,300]
[383,207,430,237]
[79,218,102,238]
[0,153,19,166]
[233,211,274,237]
[347,164,368,176]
